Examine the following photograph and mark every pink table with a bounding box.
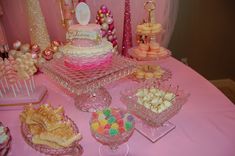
[1,57,235,156]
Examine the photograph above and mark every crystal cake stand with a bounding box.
[41,55,137,112]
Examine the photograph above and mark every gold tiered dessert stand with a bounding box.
[41,55,137,112]
[128,1,171,61]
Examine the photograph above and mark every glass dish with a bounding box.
[74,87,112,112]
[21,116,83,156]
[120,80,189,142]
[0,122,11,156]
[89,108,135,156]
[120,80,189,127]
[128,47,171,61]
[129,65,172,82]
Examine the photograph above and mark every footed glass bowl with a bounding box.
[21,116,83,156]
[120,80,189,127]
[90,108,135,156]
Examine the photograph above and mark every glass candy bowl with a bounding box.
[120,81,189,142]
[89,108,135,156]
[21,116,83,156]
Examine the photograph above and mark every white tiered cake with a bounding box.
[59,2,114,70]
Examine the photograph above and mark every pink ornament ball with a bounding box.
[112,29,116,35]
[42,49,54,61]
[52,41,60,47]
[107,30,112,36]
[101,30,107,37]
[31,53,38,59]
[112,40,117,46]
[114,45,118,49]
[100,5,107,11]
[13,40,22,50]
[101,8,108,14]
[107,17,113,24]
[109,23,114,31]
[100,17,105,23]
[102,23,109,30]
[113,35,117,40]
[100,14,104,18]
[31,44,40,53]
[107,35,113,41]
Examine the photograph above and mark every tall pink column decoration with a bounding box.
[122,0,132,56]
[25,0,50,51]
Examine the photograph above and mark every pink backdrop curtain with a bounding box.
[0,2,7,46]
[0,0,178,51]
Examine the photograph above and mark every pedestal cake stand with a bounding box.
[41,55,137,112]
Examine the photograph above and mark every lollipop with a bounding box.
[15,53,37,96]
[4,59,18,97]
[8,56,20,93]
[0,58,6,96]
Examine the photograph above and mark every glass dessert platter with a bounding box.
[128,47,171,61]
[120,80,189,142]
[21,116,83,156]
[128,1,171,62]
[129,64,172,82]
[41,55,137,112]
[89,108,135,156]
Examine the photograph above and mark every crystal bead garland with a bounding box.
[121,0,133,57]
[25,0,50,51]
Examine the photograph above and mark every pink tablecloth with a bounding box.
[1,57,235,156]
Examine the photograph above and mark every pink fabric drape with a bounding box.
[1,0,178,50]
[0,3,7,46]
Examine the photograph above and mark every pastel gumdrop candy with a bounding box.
[97,127,104,134]
[125,121,133,131]
[108,116,116,124]
[104,124,111,129]
[109,128,119,136]
[103,108,111,117]
[92,112,98,119]
[113,111,121,119]
[98,113,106,120]
[91,122,100,131]
[119,127,125,133]
[127,115,134,122]
[104,129,109,135]
[111,123,119,129]
[117,119,124,127]
[100,119,108,127]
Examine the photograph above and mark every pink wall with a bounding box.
[0,0,178,51]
